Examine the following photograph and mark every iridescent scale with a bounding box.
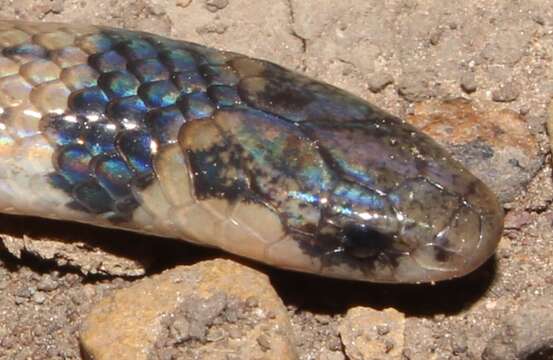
[27,27,240,220]
[0,21,503,283]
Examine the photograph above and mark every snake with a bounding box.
[0,20,503,283]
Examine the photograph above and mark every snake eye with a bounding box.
[342,224,395,260]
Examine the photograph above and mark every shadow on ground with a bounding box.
[0,213,496,317]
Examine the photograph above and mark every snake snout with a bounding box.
[394,176,504,283]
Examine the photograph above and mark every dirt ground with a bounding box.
[0,0,553,359]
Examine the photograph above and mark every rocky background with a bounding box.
[0,0,552,359]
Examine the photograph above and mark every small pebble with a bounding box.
[37,277,59,292]
[492,82,520,102]
[196,23,228,35]
[257,334,271,351]
[519,106,530,115]
[16,286,36,299]
[460,72,477,93]
[377,324,390,336]
[384,339,395,353]
[429,29,443,45]
[206,328,224,342]
[205,0,229,12]
[314,314,331,324]
[368,73,394,93]
[14,296,26,305]
[397,72,434,102]
[224,308,238,323]
[32,292,46,304]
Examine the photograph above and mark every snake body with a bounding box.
[0,20,503,283]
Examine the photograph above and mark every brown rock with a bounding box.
[407,98,541,203]
[80,259,297,360]
[338,307,405,360]
[482,296,553,360]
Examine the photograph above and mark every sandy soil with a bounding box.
[0,0,552,359]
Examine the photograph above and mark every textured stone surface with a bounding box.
[482,296,553,360]
[80,259,297,360]
[408,99,542,203]
[338,307,405,360]
[0,215,151,276]
[1,233,147,277]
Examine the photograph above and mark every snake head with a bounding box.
[222,57,504,283]
[289,103,503,283]
[177,57,504,283]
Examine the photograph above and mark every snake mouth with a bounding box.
[400,202,503,283]
[393,181,504,283]
[314,176,504,284]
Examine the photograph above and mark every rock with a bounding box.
[338,307,405,360]
[397,71,435,102]
[482,296,553,360]
[429,28,443,46]
[407,98,542,203]
[368,72,394,93]
[205,0,229,13]
[460,71,477,93]
[1,234,147,277]
[36,275,60,292]
[492,82,520,102]
[0,216,152,277]
[80,259,297,360]
[196,22,229,35]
